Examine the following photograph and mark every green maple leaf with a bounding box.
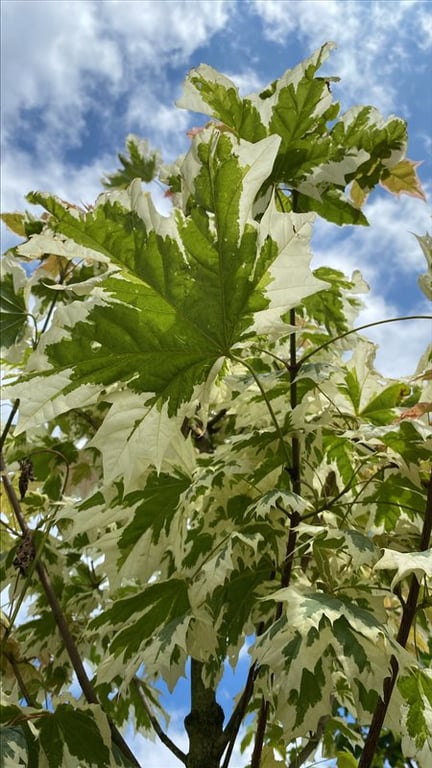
[92,578,190,661]
[38,705,112,767]
[374,549,432,590]
[0,269,28,348]
[118,471,191,560]
[10,130,325,429]
[103,134,161,189]
[399,671,432,760]
[178,43,408,226]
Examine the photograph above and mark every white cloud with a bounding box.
[129,720,254,768]
[100,0,231,65]
[1,0,234,217]
[253,0,431,113]
[1,0,230,137]
[312,187,431,292]
[224,68,265,96]
[309,235,431,378]
[1,1,122,146]
[356,294,431,377]
[126,85,191,146]
[309,187,431,378]
[417,3,432,49]
[0,146,110,216]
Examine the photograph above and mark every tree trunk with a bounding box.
[184,659,225,768]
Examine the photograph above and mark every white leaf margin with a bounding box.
[89,390,196,491]
[374,548,432,590]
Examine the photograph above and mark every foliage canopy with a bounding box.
[1,42,431,768]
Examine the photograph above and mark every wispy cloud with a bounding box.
[224,68,266,96]
[313,188,432,278]
[1,0,232,210]
[356,291,431,377]
[130,719,254,768]
[2,0,230,129]
[253,0,432,112]
[2,1,121,146]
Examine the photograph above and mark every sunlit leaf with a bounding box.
[10,133,326,426]
[374,549,432,590]
[380,159,426,200]
[414,231,432,300]
[103,134,161,189]
[399,670,432,765]
[0,269,28,348]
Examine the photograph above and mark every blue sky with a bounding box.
[1,1,431,765]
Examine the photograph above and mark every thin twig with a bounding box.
[288,716,327,768]
[250,697,270,768]
[299,315,431,367]
[1,453,141,768]
[132,677,187,763]
[250,309,303,767]
[220,663,257,768]
[0,399,20,453]
[5,652,40,709]
[230,354,291,468]
[26,447,71,497]
[358,467,432,768]
[37,258,76,340]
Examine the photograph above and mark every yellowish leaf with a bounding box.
[396,401,432,422]
[40,254,69,278]
[350,180,369,208]
[0,212,26,236]
[380,159,426,200]
[337,752,358,768]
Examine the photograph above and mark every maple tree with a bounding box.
[1,42,431,768]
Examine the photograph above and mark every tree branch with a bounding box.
[1,452,141,768]
[220,662,257,768]
[0,398,20,453]
[299,315,431,367]
[250,309,304,768]
[6,652,40,709]
[281,308,302,593]
[358,467,432,768]
[288,716,327,768]
[132,677,187,763]
[250,697,270,768]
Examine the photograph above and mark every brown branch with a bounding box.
[6,653,40,709]
[0,398,20,452]
[251,310,304,768]
[1,453,141,768]
[288,716,327,768]
[250,697,270,768]
[280,308,302,596]
[220,662,257,768]
[132,677,187,763]
[1,454,31,535]
[358,467,432,768]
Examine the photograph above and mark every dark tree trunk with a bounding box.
[184,659,225,768]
